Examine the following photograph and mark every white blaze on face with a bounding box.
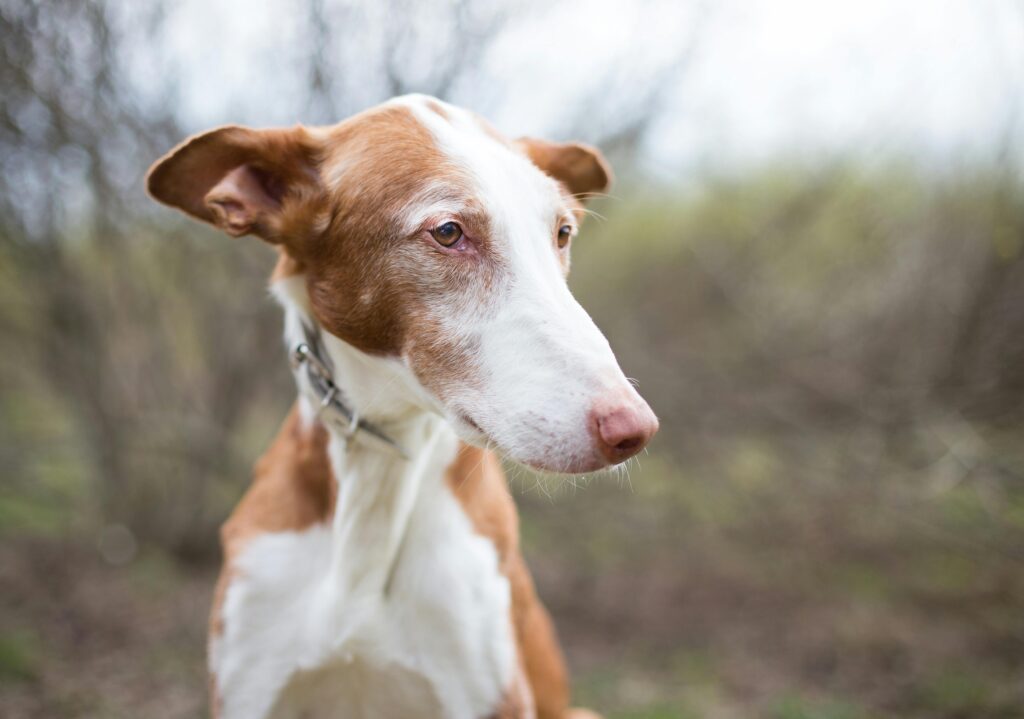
[396,96,653,473]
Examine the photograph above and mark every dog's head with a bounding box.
[147,95,657,473]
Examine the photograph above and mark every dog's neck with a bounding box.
[272,275,461,602]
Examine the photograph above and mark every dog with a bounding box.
[146,94,658,719]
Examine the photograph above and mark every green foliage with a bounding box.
[0,630,41,683]
[4,160,1024,717]
[771,695,870,719]
[915,667,1022,718]
[613,706,697,719]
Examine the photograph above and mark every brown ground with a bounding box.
[3,453,1023,719]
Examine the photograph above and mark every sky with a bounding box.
[644,0,1024,174]
[132,0,1024,179]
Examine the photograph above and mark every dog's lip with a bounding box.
[456,411,485,434]
[522,453,612,475]
[453,412,611,474]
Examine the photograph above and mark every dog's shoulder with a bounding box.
[220,404,335,557]
[445,443,520,570]
[209,404,333,663]
[445,444,574,718]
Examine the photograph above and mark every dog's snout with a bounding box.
[590,394,659,464]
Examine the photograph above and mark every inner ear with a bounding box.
[146,125,322,243]
[514,137,613,200]
[204,164,286,237]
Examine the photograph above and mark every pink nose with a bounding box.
[590,395,659,465]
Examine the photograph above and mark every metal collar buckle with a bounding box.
[289,327,408,459]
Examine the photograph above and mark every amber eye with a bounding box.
[557,224,573,249]
[431,221,464,247]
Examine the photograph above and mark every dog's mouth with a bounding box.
[452,410,611,475]
[456,411,485,435]
[453,411,513,457]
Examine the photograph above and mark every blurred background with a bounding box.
[2,0,1023,717]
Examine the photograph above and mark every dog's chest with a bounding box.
[211,476,518,719]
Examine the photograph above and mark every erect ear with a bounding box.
[514,137,613,200]
[146,125,322,243]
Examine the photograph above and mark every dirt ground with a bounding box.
[3,458,1023,719]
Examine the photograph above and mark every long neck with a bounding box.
[273,275,460,600]
[321,412,457,596]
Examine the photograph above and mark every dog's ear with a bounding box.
[146,125,322,243]
[514,138,612,200]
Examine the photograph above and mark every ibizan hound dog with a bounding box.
[146,95,658,719]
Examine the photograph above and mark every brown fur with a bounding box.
[146,106,602,405]
[446,444,573,718]
[209,405,333,717]
[208,421,577,718]
[513,138,612,199]
[147,99,613,719]
[146,125,324,242]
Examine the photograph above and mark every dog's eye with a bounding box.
[431,221,464,248]
[557,224,573,249]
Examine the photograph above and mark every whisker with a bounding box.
[572,190,621,202]
[577,207,608,222]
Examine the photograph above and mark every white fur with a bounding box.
[211,98,644,716]
[211,279,519,719]
[394,95,639,471]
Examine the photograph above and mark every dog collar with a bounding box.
[289,321,409,459]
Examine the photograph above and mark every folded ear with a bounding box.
[514,137,612,200]
[146,125,322,243]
